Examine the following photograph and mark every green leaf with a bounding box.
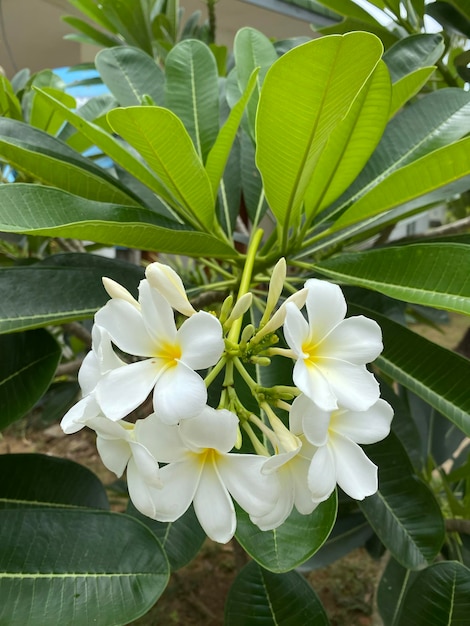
[319,17,399,49]
[316,243,470,315]
[127,502,206,571]
[0,76,22,120]
[205,68,259,199]
[235,492,337,573]
[107,106,216,230]
[0,185,235,260]
[0,509,169,626]
[389,67,436,118]
[100,0,154,55]
[29,87,76,135]
[426,1,470,38]
[96,46,165,106]
[0,454,109,510]
[332,136,470,232]
[315,0,383,25]
[165,40,220,161]
[383,34,445,82]
[0,329,61,429]
[359,433,445,569]
[225,560,329,625]
[303,60,391,219]
[377,557,416,626]
[0,253,144,334]
[256,32,383,229]
[234,27,278,139]
[62,15,120,48]
[67,0,119,34]
[351,304,470,437]
[399,561,470,625]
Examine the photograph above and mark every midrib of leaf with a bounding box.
[260,569,280,626]
[189,54,202,159]
[0,352,57,387]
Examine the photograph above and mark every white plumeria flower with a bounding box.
[290,394,393,502]
[134,407,281,543]
[145,261,196,317]
[94,279,224,424]
[87,416,162,515]
[61,325,125,434]
[283,279,383,412]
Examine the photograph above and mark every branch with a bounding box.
[445,519,470,535]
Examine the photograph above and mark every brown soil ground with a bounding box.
[1,312,468,625]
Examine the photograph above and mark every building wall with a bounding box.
[0,0,313,77]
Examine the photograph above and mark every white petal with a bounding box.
[78,350,101,395]
[135,413,188,462]
[193,459,236,543]
[94,326,125,373]
[307,445,337,503]
[330,432,378,500]
[145,262,196,317]
[127,457,162,518]
[178,311,224,370]
[179,407,238,453]
[319,316,383,364]
[217,453,279,517]
[283,303,309,357]
[138,279,177,346]
[304,279,347,342]
[153,362,207,423]
[251,468,294,530]
[60,394,100,434]
[150,460,201,521]
[290,394,330,446]
[292,359,338,411]
[95,299,154,356]
[97,359,158,421]
[331,399,393,444]
[96,436,130,477]
[129,441,161,487]
[290,455,318,515]
[318,361,380,411]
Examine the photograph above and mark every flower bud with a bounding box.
[145,262,196,316]
[102,277,139,307]
[225,293,253,327]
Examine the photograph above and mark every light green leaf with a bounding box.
[359,433,445,569]
[205,68,259,199]
[332,136,470,232]
[96,46,165,106]
[315,0,383,25]
[235,492,337,573]
[225,561,329,625]
[399,562,470,625]
[0,329,61,429]
[165,40,220,161]
[319,16,399,48]
[62,15,120,47]
[256,32,383,229]
[0,453,109,510]
[100,0,154,55]
[0,76,22,120]
[350,304,470,437]
[383,34,444,82]
[107,106,216,230]
[0,509,169,626]
[30,87,76,135]
[67,0,119,33]
[0,185,236,260]
[303,60,391,220]
[389,67,436,118]
[0,253,144,334]
[316,243,470,315]
[234,27,278,139]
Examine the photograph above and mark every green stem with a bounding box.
[233,356,258,390]
[204,357,226,387]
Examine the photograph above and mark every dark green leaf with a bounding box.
[383,34,444,82]
[0,329,61,429]
[0,453,108,510]
[426,1,470,38]
[377,557,417,626]
[0,509,169,626]
[235,492,337,573]
[225,560,329,625]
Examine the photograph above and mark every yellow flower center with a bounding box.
[157,341,182,366]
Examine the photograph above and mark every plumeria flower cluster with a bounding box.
[61,255,393,543]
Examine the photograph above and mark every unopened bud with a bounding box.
[102,277,139,307]
[145,262,196,316]
[261,258,287,326]
[219,295,234,325]
[240,324,255,347]
[225,292,253,326]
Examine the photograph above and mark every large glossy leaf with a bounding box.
[389,67,436,118]
[383,34,445,82]
[350,304,470,437]
[235,492,337,573]
[359,433,445,569]
[303,60,391,220]
[100,0,153,55]
[0,185,235,259]
[29,87,76,135]
[0,454,109,510]
[0,329,61,429]
[399,562,470,625]
[107,106,216,230]
[127,502,206,571]
[225,561,329,625]
[316,243,470,315]
[234,27,278,139]
[256,32,383,231]
[377,557,417,626]
[165,40,219,161]
[96,46,165,106]
[0,509,169,626]
[332,136,470,232]
[0,253,144,334]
